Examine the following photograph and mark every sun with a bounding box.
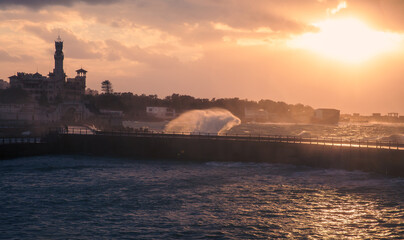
[288,18,403,63]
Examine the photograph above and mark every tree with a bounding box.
[101,80,113,94]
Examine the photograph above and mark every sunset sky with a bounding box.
[0,0,403,114]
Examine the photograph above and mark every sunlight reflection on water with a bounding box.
[1,156,403,239]
[228,122,404,142]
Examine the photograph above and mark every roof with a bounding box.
[33,72,42,78]
[76,68,87,73]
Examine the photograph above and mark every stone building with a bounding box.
[9,36,86,103]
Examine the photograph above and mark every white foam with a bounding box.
[164,108,241,135]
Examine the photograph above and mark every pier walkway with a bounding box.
[56,127,404,151]
[2,127,404,177]
[1,127,403,151]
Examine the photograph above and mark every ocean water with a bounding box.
[1,156,403,239]
[124,121,404,143]
[228,122,404,143]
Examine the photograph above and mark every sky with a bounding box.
[0,0,403,114]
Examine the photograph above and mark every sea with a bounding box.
[124,121,404,143]
[1,155,403,239]
[1,122,404,239]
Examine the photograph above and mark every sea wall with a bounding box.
[0,142,50,160]
[53,134,404,177]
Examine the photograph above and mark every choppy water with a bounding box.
[1,156,403,239]
[229,122,404,143]
[124,121,404,143]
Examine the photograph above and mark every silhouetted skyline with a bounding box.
[0,0,403,114]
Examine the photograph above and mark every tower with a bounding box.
[75,68,87,95]
[53,35,66,81]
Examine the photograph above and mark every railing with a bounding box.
[0,137,42,145]
[58,127,404,151]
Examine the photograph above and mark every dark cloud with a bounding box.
[0,0,119,9]
[3,0,404,33]
[86,0,319,38]
[0,0,323,42]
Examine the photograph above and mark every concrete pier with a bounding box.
[50,133,404,177]
[1,132,403,177]
[0,142,50,159]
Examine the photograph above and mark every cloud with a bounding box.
[0,0,120,9]
[328,1,347,15]
[81,0,319,40]
[104,39,180,68]
[0,0,403,113]
[23,25,103,59]
[0,49,34,62]
[0,49,21,62]
[334,0,404,32]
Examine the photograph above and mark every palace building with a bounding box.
[9,36,86,102]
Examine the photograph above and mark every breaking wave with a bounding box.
[164,108,241,135]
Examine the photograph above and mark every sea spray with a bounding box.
[379,134,404,144]
[297,131,313,138]
[164,108,241,135]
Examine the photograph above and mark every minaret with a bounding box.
[53,35,66,81]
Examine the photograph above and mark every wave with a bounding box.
[164,108,241,135]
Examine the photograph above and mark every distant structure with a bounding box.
[97,109,124,129]
[9,36,86,102]
[0,79,9,89]
[146,107,176,120]
[244,108,269,122]
[345,112,403,123]
[312,108,340,124]
[388,113,399,118]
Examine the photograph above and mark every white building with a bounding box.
[146,107,176,119]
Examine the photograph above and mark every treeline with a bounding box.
[0,87,315,122]
[84,93,314,122]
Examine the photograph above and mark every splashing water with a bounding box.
[379,134,404,144]
[164,108,241,135]
[297,130,313,138]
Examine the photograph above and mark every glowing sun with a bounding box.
[288,18,403,63]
